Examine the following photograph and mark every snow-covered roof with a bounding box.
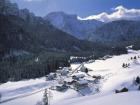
[64,78,73,82]
[72,73,85,78]
[84,76,95,81]
[72,72,86,76]
[77,79,88,85]
[49,73,56,75]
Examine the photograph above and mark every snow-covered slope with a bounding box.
[0,77,80,105]
[45,12,103,39]
[54,91,140,105]
[72,50,140,94]
[68,50,140,105]
[1,49,140,105]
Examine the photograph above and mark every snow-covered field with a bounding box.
[1,49,140,105]
[55,91,140,105]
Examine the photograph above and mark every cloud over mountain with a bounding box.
[84,6,140,22]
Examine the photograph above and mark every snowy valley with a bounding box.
[0,49,140,105]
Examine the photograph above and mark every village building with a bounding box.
[74,79,89,89]
[72,73,85,80]
[47,73,57,80]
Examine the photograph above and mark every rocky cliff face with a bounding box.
[0,0,37,23]
[45,12,103,39]
[0,0,19,15]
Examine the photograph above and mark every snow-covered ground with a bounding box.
[0,49,140,105]
[0,77,55,100]
[54,91,140,105]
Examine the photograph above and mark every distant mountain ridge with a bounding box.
[1,0,139,58]
[88,20,140,47]
[0,0,97,58]
[45,12,103,39]
[45,11,140,50]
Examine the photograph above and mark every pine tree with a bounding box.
[138,86,140,90]
[134,56,137,60]
[120,87,128,92]
[122,63,125,68]
[126,63,128,67]
[0,93,2,100]
[136,76,140,84]
[85,68,88,73]
[43,89,48,105]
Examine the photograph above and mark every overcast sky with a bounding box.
[11,0,140,17]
